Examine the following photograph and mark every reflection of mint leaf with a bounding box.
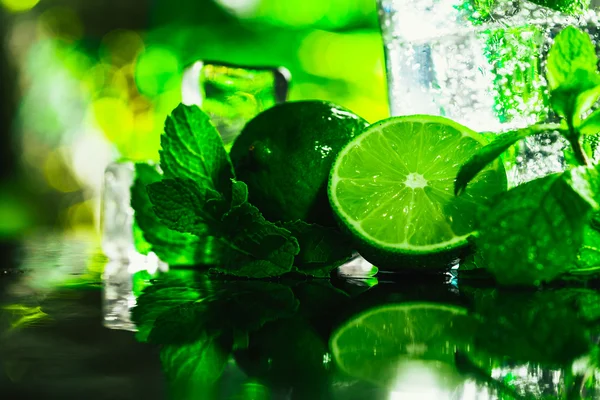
[547,26,598,91]
[131,270,202,342]
[469,288,593,366]
[282,221,354,278]
[160,104,234,197]
[234,316,329,390]
[292,281,350,318]
[131,163,219,266]
[161,337,231,398]
[148,281,299,345]
[478,166,600,285]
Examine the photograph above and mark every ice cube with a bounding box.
[182,61,291,143]
[101,161,136,261]
[101,161,169,265]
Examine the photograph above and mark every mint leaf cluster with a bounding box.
[456,26,600,286]
[468,0,591,18]
[132,104,353,278]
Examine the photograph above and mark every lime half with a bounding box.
[330,303,474,388]
[328,115,506,270]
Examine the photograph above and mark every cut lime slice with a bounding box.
[330,303,474,389]
[328,115,506,269]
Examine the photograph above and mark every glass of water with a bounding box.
[377,0,600,184]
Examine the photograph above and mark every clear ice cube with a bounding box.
[101,161,137,261]
[182,61,291,143]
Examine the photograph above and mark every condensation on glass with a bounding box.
[182,61,291,144]
[377,0,600,184]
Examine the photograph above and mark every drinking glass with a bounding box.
[377,0,600,184]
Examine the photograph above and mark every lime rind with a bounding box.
[329,115,505,258]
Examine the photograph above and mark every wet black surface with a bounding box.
[1,234,600,400]
[0,235,164,400]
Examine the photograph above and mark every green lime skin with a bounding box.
[230,101,369,226]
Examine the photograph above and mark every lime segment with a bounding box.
[329,115,506,264]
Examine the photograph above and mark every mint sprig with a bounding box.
[131,163,218,266]
[455,25,600,286]
[457,26,600,196]
[454,123,564,195]
[282,221,354,278]
[132,104,349,278]
[477,166,600,285]
[160,103,234,197]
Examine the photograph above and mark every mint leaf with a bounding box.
[477,166,600,286]
[215,202,300,278]
[281,221,354,278]
[550,69,600,124]
[575,222,600,272]
[455,124,561,195]
[147,178,299,278]
[147,178,227,237]
[547,26,598,91]
[231,179,248,208]
[529,0,591,15]
[131,163,219,266]
[470,0,495,19]
[580,109,600,135]
[160,104,234,196]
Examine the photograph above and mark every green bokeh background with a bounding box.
[0,0,388,236]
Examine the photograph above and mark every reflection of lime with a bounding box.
[330,303,474,389]
[230,101,368,226]
[329,115,506,270]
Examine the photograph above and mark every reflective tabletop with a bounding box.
[1,234,600,400]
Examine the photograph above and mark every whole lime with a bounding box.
[230,101,368,226]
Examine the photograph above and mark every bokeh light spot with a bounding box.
[135,47,180,96]
[215,0,260,17]
[43,149,81,193]
[38,7,84,42]
[0,0,39,13]
[100,30,145,67]
[65,200,95,231]
[0,190,32,237]
[91,97,134,144]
